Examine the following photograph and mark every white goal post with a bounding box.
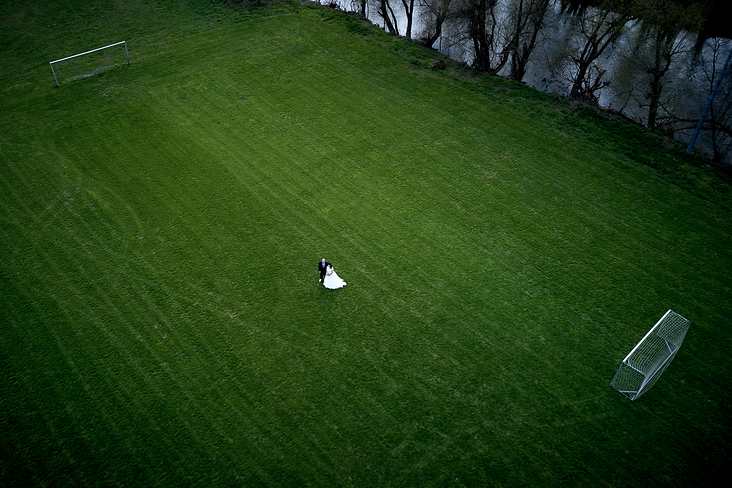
[610,310,690,401]
[50,41,130,87]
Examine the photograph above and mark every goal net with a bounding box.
[50,41,130,86]
[610,310,690,400]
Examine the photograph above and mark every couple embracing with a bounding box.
[318,258,346,289]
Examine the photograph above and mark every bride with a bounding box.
[323,264,346,289]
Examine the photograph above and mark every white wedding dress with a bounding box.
[323,265,346,289]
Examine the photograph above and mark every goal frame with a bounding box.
[610,309,690,401]
[50,41,130,87]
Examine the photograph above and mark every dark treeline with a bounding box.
[353,0,732,162]
[559,0,731,40]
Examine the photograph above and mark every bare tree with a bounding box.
[504,0,552,81]
[630,0,704,128]
[562,1,635,102]
[372,0,400,34]
[400,0,417,37]
[672,38,732,164]
[700,39,732,163]
[418,0,454,48]
[353,0,368,17]
[372,0,417,37]
[450,0,510,73]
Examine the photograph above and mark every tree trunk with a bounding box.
[570,62,590,99]
[421,0,452,49]
[471,0,491,71]
[514,0,550,82]
[400,0,416,38]
[646,36,663,127]
[378,0,398,35]
[568,7,632,101]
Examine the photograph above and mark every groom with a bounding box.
[318,258,331,283]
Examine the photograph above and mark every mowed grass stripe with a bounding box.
[3,241,168,481]
[41,78,372,478]
[16,207,327,482]
[11,194,229,470]
[1,137,294,479]
[120,13,728,408]
[0,29,664,454]
[134,46,457,316]
[2,4,731,486]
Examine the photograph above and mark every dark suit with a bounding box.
[318,260,331,282]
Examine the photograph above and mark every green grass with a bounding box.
[1,1,730,486]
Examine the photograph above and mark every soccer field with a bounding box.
[1,2,730,486]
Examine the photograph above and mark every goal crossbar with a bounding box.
[622,309,676,361]
[50,41,130,86]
